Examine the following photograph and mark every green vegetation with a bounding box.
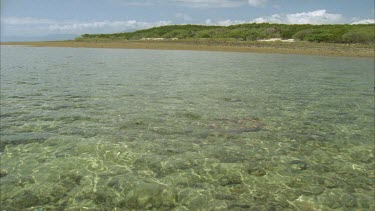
[75,23,375,44]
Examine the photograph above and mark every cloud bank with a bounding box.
[49,20,171,34]
[207,10,374,26]
[252,10,345,24]
[1,17,171,36]
[205,19,246,26]
[351,19,375,24]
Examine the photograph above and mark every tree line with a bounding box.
[75,23,375,44]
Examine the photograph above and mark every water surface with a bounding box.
[1,46,374,210]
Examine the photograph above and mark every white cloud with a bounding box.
[217,19,246,26]
[205,19,213,24]
[48,20,172,34]
[205,10,351,26]
[252,10,346,24]
[248,0,267,7]
[205,19,247,26]
[1,16,172,36]
[351,19,375,24]
[252,14,283,24]
[286,10,344,24]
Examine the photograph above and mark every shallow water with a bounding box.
[0,46,374,210]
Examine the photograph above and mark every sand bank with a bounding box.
[1,40,374,58]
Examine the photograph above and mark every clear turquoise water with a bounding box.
[0,46,374,210]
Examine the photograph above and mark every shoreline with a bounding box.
[1,40,374,58]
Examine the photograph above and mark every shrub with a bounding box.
[196,30,211,38]
[292,29,313,41]
[342,30,374,43]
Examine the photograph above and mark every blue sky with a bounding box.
[1,0,374,40]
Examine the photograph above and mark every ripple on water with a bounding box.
[0,46,374,210]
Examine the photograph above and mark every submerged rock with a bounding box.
[245,163,267,176]
[350,150,374,163]
[11,190,41,209]
[219,171,243,186]
[289,160,308,171]
[178,189,210,210]
[0,169,8,177]
[301,185,325,195]
[124,182,177,209]
[215,193,237,201]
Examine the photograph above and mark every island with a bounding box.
[2,23,374,57]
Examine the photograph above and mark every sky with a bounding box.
[1,0,374,41]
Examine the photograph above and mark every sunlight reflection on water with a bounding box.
[0,46,374,210]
